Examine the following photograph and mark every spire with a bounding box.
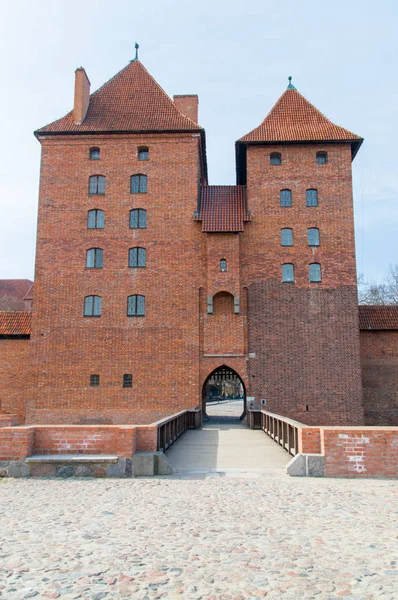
[287,76,296,90]
[132,42,139,62]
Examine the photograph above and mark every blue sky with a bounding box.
[0,0,396,282]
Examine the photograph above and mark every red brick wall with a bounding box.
[0,339,32,422]
[322,428,398,478]
[299,427,321,454]
[0,427,34,460]
[30,133,206,424]
[242,143,364,425]
[33,425,137,457]
[360,330,398,426]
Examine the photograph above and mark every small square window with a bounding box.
[90,374,100,386]
[316,152,328,165]
[270,152,282,165]
[123,374,133,388]
[90,148,100,160]
[138,147,149,160]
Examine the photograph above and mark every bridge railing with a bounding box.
[157,408,201,452]
[247,409,302,457]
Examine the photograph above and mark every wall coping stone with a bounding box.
[25,454,119,463]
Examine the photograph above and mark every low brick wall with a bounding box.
[298,427,321,454]
[322,428,398,478]
[0,427,34,460]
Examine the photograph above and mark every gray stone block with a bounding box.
[106,458,132,478]
[56,465,75,478]
[132,452,155,476]
[74,465,94,477]
[30,463,57,477]
[286,454,306,477]
[7,461,31,478]
[155,451,172,475]
[307,455,325,477]
[0,461,10,477]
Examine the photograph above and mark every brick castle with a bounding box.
[1,57,397,428]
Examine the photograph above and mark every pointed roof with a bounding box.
[35,60,202,135]
[238,86,362,151]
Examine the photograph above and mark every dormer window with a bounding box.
[316,151,328,164]
[89,147,100,160]
[270,152,282,165]
[138,147,149,160]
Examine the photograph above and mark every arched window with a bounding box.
[87,209,104,229]
[280,189,292,207]
[131,174,147,193]
[89,147,100,160]
[281,228,293,246]
[127,295,145,317]
[89,175,106,195]
[306,188,318,207]
[220,259,227,272]
[86,248,103,268]
[138,147,149,160]
[316,151,328,164]
[84,295,102,317]
[270,152,282,165]
[130,209,147,229]
[129,247,146,267]
[308,228,320,246]
[282,264,294,283]
[309,263,322,282]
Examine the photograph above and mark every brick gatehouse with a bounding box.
[1,56,397,428]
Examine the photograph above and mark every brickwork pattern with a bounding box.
[360,330,398,425]
[0,339,32,422]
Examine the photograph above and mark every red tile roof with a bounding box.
[359,305,398,330]
[239,87,362,151]
[0,312,32,336]
[0,280,33,311]
[195,186,250,232]
[35,60,202,135]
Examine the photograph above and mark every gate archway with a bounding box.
[202,366,246,423]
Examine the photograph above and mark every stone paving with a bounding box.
[1,475,397,600]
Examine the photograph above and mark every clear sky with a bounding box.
[0,0,396,282]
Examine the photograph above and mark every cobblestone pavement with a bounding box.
[1,476,397,600]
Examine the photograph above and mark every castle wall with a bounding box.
[0,338,31,422]
[360,330,398,426]
[242,143,364,425]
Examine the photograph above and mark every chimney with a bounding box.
[173,95,199,123]
[73,67,91,125]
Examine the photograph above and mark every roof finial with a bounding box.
[134,42,139,61]
[287,76,296,90]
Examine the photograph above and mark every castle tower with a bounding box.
[30,59,207,424]
[236,79,364,425]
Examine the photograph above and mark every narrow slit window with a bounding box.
[280,189,292,207]
[308,228,320,246]
[220,259,227,272]
[138,147,149,160]
[89,147,100,160]
[87,209,104,229]
[270,152,282,165]
[306,189,318,207]
[130,209,147,229]
[90,374,100,386]
[86,248,103,268]
[89,175,106,195]
[84,295,102,317]
[123,374,133,388]
[281,228,293,246]
[316,151,328,164]
[131,174,147,193]
[127,295,145,317]
[129,247,146,267]
[309,263,322,282]
[282,264,294,283]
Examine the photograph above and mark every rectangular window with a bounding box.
[280,189,292,207]
[90,374,100,386]
[84,295,102,317]
[309,263,322,282]
[129,247,146,268]
[130,209,147,229]
[123,374,133,388]
[281,229,293,246]
[282,264,294,282]
[306,189,318,207]
[127,295,145,316]
[88,210,104,229]
[308,228,320,246]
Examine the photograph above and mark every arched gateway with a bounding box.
[202,366,246,422]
